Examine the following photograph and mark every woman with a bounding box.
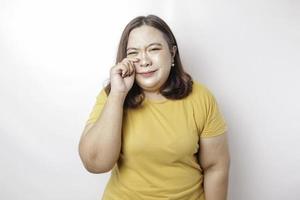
[78,14,230,200]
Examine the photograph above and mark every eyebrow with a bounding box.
[126,43,162,51]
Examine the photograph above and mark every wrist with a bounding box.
[108,91,127,102]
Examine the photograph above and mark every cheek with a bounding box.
[152,54,171,65]
[158,65,171,77]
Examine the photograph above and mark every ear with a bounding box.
[171,45,177,60]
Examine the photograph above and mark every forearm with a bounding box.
[203,165,230,200]
[80,92,126,172]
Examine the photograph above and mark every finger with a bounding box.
[124,57,140,63]
[117,62,126,77]
[126,58,138,75]
[119,58,138,77]
[124,60,133,76]
[120,62,130,77]
[111,63,122,75]
[128,60,135,75]
[124,60,134,76]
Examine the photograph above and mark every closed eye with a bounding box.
[127,52,137,55]
[127,48,161,55]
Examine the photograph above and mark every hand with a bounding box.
[109,57,140,96]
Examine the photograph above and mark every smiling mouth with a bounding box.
[138,70,157,77]
[138,70,157,74]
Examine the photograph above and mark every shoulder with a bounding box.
[188,80,220,112]
[191,80,214,100]
[192,80,206,92]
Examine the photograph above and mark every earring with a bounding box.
[171,63,175,67]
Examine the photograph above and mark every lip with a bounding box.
[138,69,157,77]
[138,69,157,74]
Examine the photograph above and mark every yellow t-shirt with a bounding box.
[85,80,228,200]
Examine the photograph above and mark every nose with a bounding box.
[138,52,152,68]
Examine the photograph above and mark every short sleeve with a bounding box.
[200,86,228,138]
[85,88,107,125]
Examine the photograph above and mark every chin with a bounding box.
[136,81,159,89]
[135,78,161,91]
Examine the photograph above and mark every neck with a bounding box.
[143,91,166,101]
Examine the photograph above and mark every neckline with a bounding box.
[144,97,169,104]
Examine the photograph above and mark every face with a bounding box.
[126,25,176,94]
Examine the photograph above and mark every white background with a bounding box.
[1,0,299,199]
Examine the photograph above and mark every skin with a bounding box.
[125,25,230,199]
[79,24,230,200]
[126,25,230,199]
[126,25,177,100]
[199,132,230,200]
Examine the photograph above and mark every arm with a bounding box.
[198,132,230,200]
[78,92,126,174]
